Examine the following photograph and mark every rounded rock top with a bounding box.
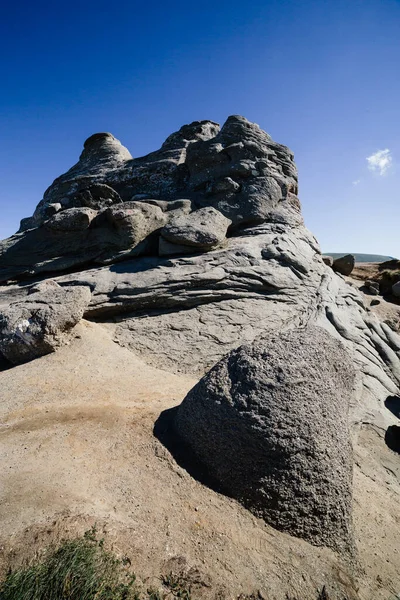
[83,132,118,148]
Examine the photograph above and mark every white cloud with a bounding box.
[352,179,361,186]
[366,149,392,176]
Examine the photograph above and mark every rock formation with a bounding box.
[0,116,400,597]
[0,115,298,281]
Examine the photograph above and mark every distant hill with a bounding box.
[325,253,396,263]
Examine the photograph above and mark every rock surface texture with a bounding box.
[175,326,355,554]
[0,281,91,364]
[0,116,400,598]
[161,206,231,249]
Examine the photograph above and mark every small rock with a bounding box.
[370,299,381,306]
[72,183,122,211]
[365,280,380,295]
[105,202,166,246]
[207,177,240,195]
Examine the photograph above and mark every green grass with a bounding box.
[0,527,137,600]
[0,529,348,600]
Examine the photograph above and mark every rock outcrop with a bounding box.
[0,116,298,282]
[175,326,355,553]
[1,116,399,418]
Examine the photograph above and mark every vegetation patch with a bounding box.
[0,527,137,600]
[0,529,349,600]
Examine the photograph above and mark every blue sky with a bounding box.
[1,0,399,256]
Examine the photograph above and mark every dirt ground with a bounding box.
[0,321,399,600]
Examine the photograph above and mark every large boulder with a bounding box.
[104,201,166,246]
[175,326,355,554]
[0,281,91,364]
[161,207,231,249]
[332,254,355,276]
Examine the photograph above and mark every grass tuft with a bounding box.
[0,526,137,600]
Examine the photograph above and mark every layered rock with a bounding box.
[0,116,299,282]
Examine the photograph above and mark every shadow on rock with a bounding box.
[385,425,400,454]
[153,407,227,496]
[384,395,400,419]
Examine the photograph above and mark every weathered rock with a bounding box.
[161,207,231,248]
[1,115,400,597]
[1,116,301,281]
[1,116,400,442]
[104,201,166,246]
[332,254,355,276]
[0,282,91,364]
[70,183,123,211]
[158,238,200,257]
[0,202,166,281]
[131,198,192,218]
[207,177,240,195]
[45,207,98,231]
[175,326,355,553]
[322,255,333,267]
[185,115,298,227]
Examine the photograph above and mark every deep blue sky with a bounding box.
[1,0,399,256]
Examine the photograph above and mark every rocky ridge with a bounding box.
[0,115,399,599]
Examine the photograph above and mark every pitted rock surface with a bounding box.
[175,326,355,553]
